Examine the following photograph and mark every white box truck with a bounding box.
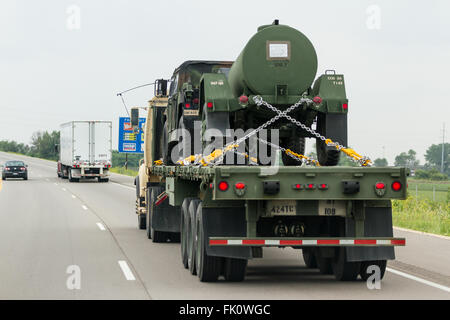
[57,121,112,182]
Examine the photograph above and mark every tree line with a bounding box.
[0,130,141,168]
[1,131,448,180]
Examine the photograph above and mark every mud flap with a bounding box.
[151,186,181,233]
[322,113,347,150]
[202,207,251,259]
[345,206,395,262]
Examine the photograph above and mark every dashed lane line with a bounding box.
[96,222,106,231]
[387,268,450,293]
[118,261,136,281]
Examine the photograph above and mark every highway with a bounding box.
[0,151,449,300]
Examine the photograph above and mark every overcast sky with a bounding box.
[1,0,449,164]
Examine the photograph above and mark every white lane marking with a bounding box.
[393,226,450,240]
[81,205,88,211]
[62,188,66,191]
[387,267,450,293]
[96,222,106,231]
[71,195,76,199]
[111,182,135,190]
[118,261,136,281]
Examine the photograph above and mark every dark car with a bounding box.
[1,160,28,180]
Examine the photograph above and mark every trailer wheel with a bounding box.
[302,248,317,268]
[315,249,333,275]
[188,199,201,275]
[145,188,152,239]
[181,198,193,269]
[223,258,247,282]
[138,214,146,230]
[359,260,387,281]
[332,248,361,281]
[195,203,221,282]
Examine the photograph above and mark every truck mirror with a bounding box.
[131,108,139,128]
[155,79,168,97]
[54,144,59,153]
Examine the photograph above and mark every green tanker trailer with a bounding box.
[131,21,407,283]
[162,19,349,166]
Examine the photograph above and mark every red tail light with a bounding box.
[375,182,385,190]
[185,103,191,108]
[392,181,402,191]
[239,95,248,103]
[218,181,229,191]
[307,183,315,189]
[342,103,348,110]
[313,96,322,104]
[318,183,328,190]
[20,167,26,171]
[235,182,245,190]
[193,98,199,105]
[207,102,213,108]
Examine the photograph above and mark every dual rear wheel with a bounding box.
[180,199,247,282]
[303,247,387,281]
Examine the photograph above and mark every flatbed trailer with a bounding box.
[140,163,408,282]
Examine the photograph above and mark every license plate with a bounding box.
[13,173,18,175]
[318,200,346,217]
[183,109,199,116]
[266,200,297,216]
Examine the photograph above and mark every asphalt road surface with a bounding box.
[0,152,449,299]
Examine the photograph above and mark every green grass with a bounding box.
[392,197,450,236]
[407,179,449,202]
[110,167,138,177]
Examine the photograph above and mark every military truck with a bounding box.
[132,21,407,282]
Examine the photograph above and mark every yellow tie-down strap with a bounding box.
[285,149,321,167]
[324,139,372,167]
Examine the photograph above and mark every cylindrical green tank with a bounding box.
[228,23,317,97]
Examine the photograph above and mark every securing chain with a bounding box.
[172,95,371,167]
[253,95,372,167]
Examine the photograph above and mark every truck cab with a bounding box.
[163,61,233,164]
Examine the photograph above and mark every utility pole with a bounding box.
[442,123,445,173]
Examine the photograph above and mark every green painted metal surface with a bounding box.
[228,23,317,97]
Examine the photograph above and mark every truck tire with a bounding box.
[302,248,317,268]
[135,176,140,198]
[223,258,247,282]
[62,166,68,179]
[181,198,194,269]
[281,137,305,166]
[188,199,201,275]
[315,249,333,275]
[316,139,340,166]
[195,203,221,282]
[332,248,361,281]
[145,188,152,239]
[359,260,387,281]
[138,214,146,230]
